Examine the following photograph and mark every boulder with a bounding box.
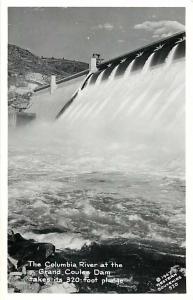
[8,231,55,267]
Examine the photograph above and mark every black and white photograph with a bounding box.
[0,2,190,295]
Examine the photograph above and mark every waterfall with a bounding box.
[95,70,106,85]
[142,52,155,74]
[124,59,136,77]
[58,44,185,158]
[63,95,83,121]
[109,65,120,81]
[139,90,163,118]
[165,44,179,67]
[153,84,184,121]
[83,73,94,88]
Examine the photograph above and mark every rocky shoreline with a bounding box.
[8,229,78,293]
[8,229,186,293]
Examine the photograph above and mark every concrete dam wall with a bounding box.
[56,31,185,158]
[28,31,185,123]
[28,71,89,121]
[56,31,185,119]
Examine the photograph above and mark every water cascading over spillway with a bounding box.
[57,32,185,177]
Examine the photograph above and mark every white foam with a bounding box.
[24,232,91,250]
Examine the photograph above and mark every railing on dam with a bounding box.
[34,69,90,93]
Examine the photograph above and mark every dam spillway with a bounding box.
[56,31,185,124]
[56,32,185,168]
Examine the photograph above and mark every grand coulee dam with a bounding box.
[8,31,186,293]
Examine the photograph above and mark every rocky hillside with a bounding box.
[8,44,89,96]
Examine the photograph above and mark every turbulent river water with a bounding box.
[8,55,185,293]
[8,130,185,250]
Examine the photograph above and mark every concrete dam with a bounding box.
[28,31,185,124]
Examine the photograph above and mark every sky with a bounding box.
[8,7,185,63]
